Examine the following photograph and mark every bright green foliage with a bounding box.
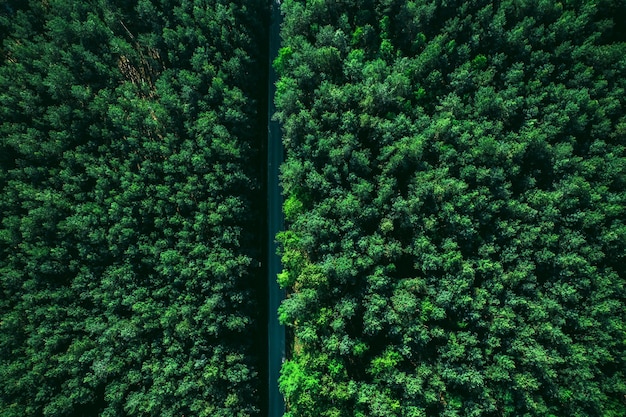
[277,0,626,416]
[0,1,267,415]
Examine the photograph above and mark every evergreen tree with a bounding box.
[0,1,268,415]
[276,1,626,416]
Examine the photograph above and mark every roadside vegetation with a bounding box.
[0,1,267,415]
[275,1,626,416]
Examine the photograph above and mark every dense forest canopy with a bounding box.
[1,0,267,416]
[1,0,625,417]
[275,0,626,416]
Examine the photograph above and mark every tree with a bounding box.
[1,1,268,415]
[276,0,626,415]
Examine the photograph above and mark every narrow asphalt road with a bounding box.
[267,1,285,416]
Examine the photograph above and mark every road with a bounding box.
[267,0,285,416]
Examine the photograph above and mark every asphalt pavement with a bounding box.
[267,1,285,416]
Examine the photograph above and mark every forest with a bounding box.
[1,0,268,416]
[275,0,626,416]
[1,0,625,417]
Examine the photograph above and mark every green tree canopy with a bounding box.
[276,1,626,416]
[1,1,268,415]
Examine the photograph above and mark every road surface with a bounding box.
[267,0,285,416]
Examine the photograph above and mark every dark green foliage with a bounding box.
[276,0,626,416]
[3,0,626,415]
[0,1,267,415]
